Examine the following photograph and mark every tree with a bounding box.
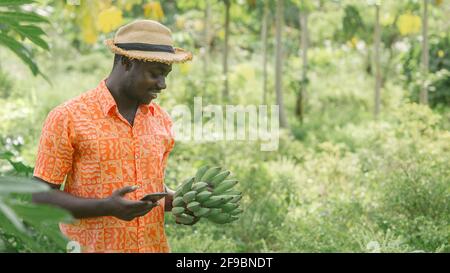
[261,0,270,104]
[203,0,212,91]
[294,0,313,123]
[420,0,429,104]
[222,0,231,102]
[373,1,381,118]
[275,0,288,128]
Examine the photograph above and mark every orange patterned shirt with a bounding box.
[33,79,175,253]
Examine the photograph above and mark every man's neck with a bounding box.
[105,76,138,114]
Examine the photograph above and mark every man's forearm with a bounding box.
[32,190,110,219]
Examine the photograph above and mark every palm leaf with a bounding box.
[8,23,49,51]
[0,11,49,24]
[0,32,39,75]
[0,0,36,6]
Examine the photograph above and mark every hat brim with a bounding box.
[105,39,193,64]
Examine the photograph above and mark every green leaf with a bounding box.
[0,32,39,75]
[0,198,71,252]
[0,207,42,251]
[8,201,71,249]
[0,200,25,232]
[0,0,36,6]
[7,160,34,175]
[9,201,72,223]
[8,23,49,51]
[0,176,50,195]
[12,24,45,36]
[0,11,49,24]
[0,151,14,160]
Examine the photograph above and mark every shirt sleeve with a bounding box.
[33,106,75,185]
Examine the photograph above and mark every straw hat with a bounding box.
[105,20,193,64]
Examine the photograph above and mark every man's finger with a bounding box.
[128,200,157,213]
[132,204,158,218]
[114,186,139,197]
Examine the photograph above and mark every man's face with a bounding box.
[123,60,172,105]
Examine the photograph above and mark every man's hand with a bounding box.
[164,185,175,212]
[105,186,158,221]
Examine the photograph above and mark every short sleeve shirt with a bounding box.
[33,79,175,253]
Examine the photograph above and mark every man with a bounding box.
[32,20,197,253]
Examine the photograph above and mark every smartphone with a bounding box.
[140,192,168,203]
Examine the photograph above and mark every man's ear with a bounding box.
[121,56,133,71]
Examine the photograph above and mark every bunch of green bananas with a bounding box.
[172,165,243,225]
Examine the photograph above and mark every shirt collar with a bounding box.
[97,78,155,117]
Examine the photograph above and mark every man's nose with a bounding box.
[156,76,166,90]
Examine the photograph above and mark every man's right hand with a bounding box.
[105,186,158,221]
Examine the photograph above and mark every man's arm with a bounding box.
[32,176,157,221]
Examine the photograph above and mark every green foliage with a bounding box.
[342,5,365,41]
[0,0,49,79]
[0,175,72,252]
[402,34,450,107]
[0,151,71,252]
[0,69,13,98]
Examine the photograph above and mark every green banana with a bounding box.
[195,165,210,182]
[176,213,195,225]
[230,208,243,216]
[202,195,233,208]
[175,177,195,197]
[183,190,197,203]
[172,196,185,207]
[220,203,239,213]
[207,212,233,224]
[229,194,242,203]
[209,170,231,187]
[212,179,238,195]
[221,189,242,196]
[187,201,201,212]
[193,207,210,217]
[172,206,186,216]
[192,182,209,192]
[201,196,226,208]
[230,215,240,222]
[195,191,212,202]
[201,166,222,183]
[206,208,222,218]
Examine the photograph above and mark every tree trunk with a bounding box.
[374,4,381,119]
[420,0,429,105]
[223,0,230,102]
[275,0,288,128]
[296,11,308,123]
[262,0,269,105]
[203,0,211,90]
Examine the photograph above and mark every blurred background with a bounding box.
[0,0,449,252]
